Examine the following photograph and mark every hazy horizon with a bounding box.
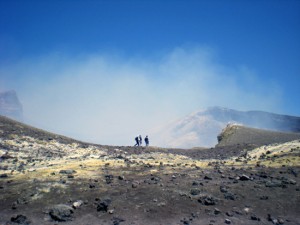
[0,47,287,146]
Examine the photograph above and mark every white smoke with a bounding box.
[0,47,282,146]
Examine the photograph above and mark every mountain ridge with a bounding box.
[152,107,300,148]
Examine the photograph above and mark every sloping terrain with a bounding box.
[0,115,300,225]
[217,124,300,147]
[152,107,300,148]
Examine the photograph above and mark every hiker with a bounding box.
[144,135,149,146]
[134,136,139,146]
[139,135,142,146]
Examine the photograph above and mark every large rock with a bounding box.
[49,204,74,221]
[10,214,31,224]
[198,195,218,205]
[96,197,111,212]
[0,90,23,121]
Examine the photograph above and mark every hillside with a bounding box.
[152,107,300,148]
[217,124,300,147]
[0,115,80,145]
[0,116,300,225]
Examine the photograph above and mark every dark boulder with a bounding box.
[198,195,217,205]
[59,169,76,175]
[0,173,8,178]
[239,174,251,181]
[105,174,114,184]
[49,204,74,221]
[224,192,236,200]
[10,214,30,225]
[190,189,201,196]
[97,197,112,212]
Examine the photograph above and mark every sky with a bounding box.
[0,0,299,146]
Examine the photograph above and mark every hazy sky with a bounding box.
[0,0,299,145]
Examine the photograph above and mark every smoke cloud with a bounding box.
[0,47,282,146]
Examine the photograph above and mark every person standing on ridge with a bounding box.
[145,135,149,146]
[139,135,142,146]
[134,136,139,146]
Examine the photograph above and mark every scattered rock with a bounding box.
[112,217,125,225]
[225,218,231,224]
[59,179,66,184]
[220,186,228,193]
[198,195,217,205]
[268,214,285,224]
[97,197,111,212]
[132,181,139,188]
[260,196,269,200]
[250,215,261,221]
[190,189,201,196]
[204,175,212,180]
[214,208,221,215]
[257,171,268,178]
[105,174,114,184]
[59,169,76,175]
[49,204,74,221]
[224,192,236,200]
[72,200,83,209]
[180,217,190,225]
[12,202,17,210]
[10,214,31,224]
[17,196,28,205]
[239,174,251,181]
[288,179,297,185]
[265,180,283,188]
[0,153,13,160]
[226,212,233,217]
[192,181,199,186]
[0,173,8,178]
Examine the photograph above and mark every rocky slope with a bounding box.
[152,107,300,148]
[0,90,23,122]
[0,116,300,224]
[217,124,300,147]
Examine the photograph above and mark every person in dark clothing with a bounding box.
[144,135,149,146]
[139,135,142,146]
[134,136,139,146]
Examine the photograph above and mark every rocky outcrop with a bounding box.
[0,90,23,121]
[217,124,300,147]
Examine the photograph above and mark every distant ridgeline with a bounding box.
[0,90,23,122]
[206,107,300,133]
[153,107,300,148]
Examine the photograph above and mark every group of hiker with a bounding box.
[134,135,149,147]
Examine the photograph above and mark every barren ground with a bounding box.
[0,116,299,225]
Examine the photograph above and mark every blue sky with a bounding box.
[0,0,299,145]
